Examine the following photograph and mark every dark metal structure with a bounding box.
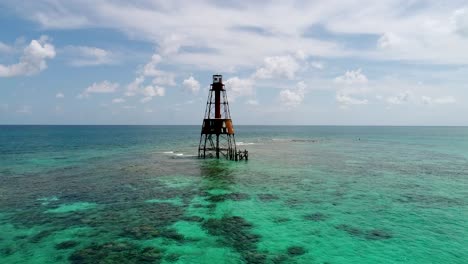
[198,75,248,161]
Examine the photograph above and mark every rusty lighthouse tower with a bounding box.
[198,75,247,160]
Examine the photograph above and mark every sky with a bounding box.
[1,0,468,125]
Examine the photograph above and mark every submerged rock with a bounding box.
[55,240,79,250]
[303,212,328,222]
[287,246,307,256]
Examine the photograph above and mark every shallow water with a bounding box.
[0,125,467,263]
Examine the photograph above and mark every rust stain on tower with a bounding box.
[198,75,248,161]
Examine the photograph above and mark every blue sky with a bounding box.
[1,0,468,125]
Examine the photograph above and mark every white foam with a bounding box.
[163,151,174,154]
[237,142,255,146]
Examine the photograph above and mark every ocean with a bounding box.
[0,125,467,264]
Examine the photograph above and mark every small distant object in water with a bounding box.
[198,75,248,161]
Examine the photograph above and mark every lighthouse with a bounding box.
[198,75,248,160]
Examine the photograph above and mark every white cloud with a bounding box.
[452,8,468,37]
[125,76,145,97]
[387,91,412,105]
[140,85,165,103]
[182,76,200,94]
[422,95,456,105]
[112,98,125,104]
[64,46,115,66]
[8,1,468,66]
[245,99,259,105]
[378,32,402,49]
[334,69,368,85]
[334,69,370,107]
[56,92,64,98]
[254,55,300,80]
[309,61,324,70]
[79,80,118,98]
[159,34,185,56]
[0,36,55,77]
[224,77,254,99]
[142,54,162,76]
[279,81,306,107]
[336,92,368,106]
[152,72,176,86]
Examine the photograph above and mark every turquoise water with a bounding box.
[0,125,467,263]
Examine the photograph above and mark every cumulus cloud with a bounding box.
[254,55,300,80]
[141,54,176,86]
[334,69,370,107]
[224,77,254,99]
[280,81,306,107]
[140,85,165,103]
[123,51,172,103]
[182,76,200,94]
[64,46,115,66]
[0,36,55,77]
[334,69,368,85]
[55,92,64,98]
[378,32,402,49]
[387,91,412,105]
[79,80,118,98]
[112,98,125,104]
[125,76,145,97]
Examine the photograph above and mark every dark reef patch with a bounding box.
[165,253,180,262]
[160,228,186,242]
[181,215,205,222]
[273,217,290,223]
[206,192,250,203]
[287,246,307,256]
[303,212,328,222]
[202,216,265,263]
[365,229,392,240]
[121,225,160,240]
[30,229,56,243]
[257,193,280,202]
[336,224,392,240]
[55,240,79,250]
[69,242,163,264]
